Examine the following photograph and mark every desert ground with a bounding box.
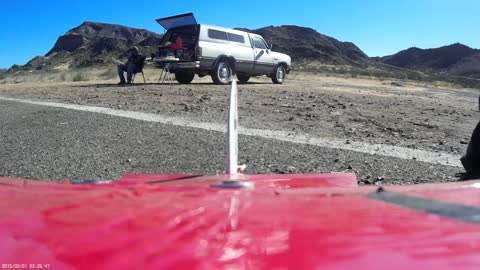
[0,69,479,185]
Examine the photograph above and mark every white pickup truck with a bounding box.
[155,13,291,85]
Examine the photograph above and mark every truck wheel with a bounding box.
[175,70,195,84]
[212,61,232,85]
[272,65,286,84]
[237,74,250,84]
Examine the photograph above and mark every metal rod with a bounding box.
[226,80,238,175]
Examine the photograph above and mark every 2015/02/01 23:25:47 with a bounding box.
[1,264,51,269]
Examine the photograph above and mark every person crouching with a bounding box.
[117,46,144,85]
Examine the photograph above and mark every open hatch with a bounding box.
[156,12,197,30]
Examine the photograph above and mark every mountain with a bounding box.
[20,21,163,71]
[379,43,480,78]
[9,20,480,86]
[12,21,371,72]
[240,25,370,66]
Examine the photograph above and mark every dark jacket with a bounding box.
[126,52,144,66]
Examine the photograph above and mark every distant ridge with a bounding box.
[241,25,370,66]
[379,43,480,78]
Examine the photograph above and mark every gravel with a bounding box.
[0,99,462,184]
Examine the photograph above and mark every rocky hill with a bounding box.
[12,21,478,83]
[379,43,480,78]
[18,21,163,71]
[241,25,370,66]
[12,21,371,72]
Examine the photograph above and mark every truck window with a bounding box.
[208,29,245,44]
[253,37,267,49]
[208,29,228,41]
[227,33,245,44]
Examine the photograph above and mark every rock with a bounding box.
[391,82,404,87]
[201,95,212,101]
[179,103,191,111]
[460,139,469,145]
[287,166,296,173]
[363,176,373,184]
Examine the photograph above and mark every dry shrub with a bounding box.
[72,72,88,82]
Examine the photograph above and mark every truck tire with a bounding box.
[175,70,195,84]
[237,74,250,84]
[212,60,232,85]
[272,65,286,84]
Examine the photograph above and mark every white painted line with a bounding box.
[0,96,462,167]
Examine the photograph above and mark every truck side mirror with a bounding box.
[269,44,273,50]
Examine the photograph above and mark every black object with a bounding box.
[460,120,480,180]
[367,191,480,225]
[132,55,147,84]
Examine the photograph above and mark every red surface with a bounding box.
[1,173,480,269]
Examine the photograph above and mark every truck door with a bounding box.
[252,36,275,74]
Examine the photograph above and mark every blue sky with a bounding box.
[1,0,479,69]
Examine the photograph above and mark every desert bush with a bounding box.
[60,72,67,81]
[99,68,117,79]
[13,78,25,84]
[406,72,422,81]
[38,73,47,82]
[72,72,88,82]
